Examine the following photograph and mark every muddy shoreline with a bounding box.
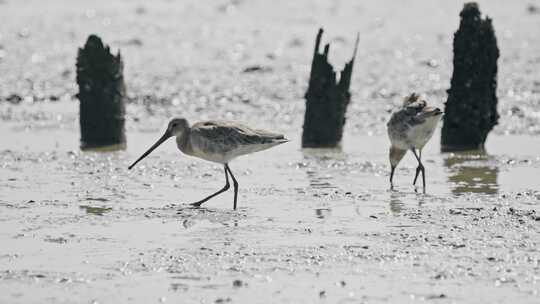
[1,0,540,303]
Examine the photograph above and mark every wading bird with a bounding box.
[129,118,288,210]
[387,93,443,189]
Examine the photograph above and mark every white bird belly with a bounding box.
[407,116,440,148]
[186,142,283,164]
[189,147,229,164]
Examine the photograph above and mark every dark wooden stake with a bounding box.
[302,28,359,148]
[441,3,499,152]
[77,34,126,151]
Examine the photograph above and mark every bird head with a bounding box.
[128,118,190,170]
[166,118,190,137]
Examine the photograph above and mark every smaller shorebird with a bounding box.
[129,118,288,210]
[387,93,443,189]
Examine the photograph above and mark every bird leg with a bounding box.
[390,166,396,189]
[225,164,239,210]
[411,149,426,189]
[191,165,230,207]
[420,149,426,189]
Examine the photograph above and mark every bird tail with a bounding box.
[274,138,289,144]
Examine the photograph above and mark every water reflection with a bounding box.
[175,206,242,228]
[300,148,346,191]
[306,170,335,189]
[389,191,404,214]
[387,190,427,214]
[315,208,331,219]
[79,205,112,216]
[444,150,499,195]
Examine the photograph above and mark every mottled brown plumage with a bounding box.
[387,93,443,189]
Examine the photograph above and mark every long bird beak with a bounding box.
[128,131,172,170]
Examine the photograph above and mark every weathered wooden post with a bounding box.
[76,34,126,151]
[441,3,499,151]
[302,28,359,148]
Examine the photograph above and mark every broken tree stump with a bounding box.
[441,3,499,151]
[302,28,359,148]
[76,34,126,151]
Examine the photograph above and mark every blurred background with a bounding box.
[1,0,539,138]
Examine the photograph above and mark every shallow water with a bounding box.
[1,103,539,303]
[1,0,540,303]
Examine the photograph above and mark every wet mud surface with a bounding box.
[1,0,540,303]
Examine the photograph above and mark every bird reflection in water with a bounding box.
[389,191,405,214]
[315,208,332,219]
[301,148,345,191]
[388,190,427,215]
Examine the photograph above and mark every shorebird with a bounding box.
[387,93,443,189]
[129,118,288,210]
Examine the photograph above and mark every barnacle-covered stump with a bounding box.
[77,34,126,151]
[302,28,359,148]
[441,3,499,151]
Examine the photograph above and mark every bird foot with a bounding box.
[413,186,426,194]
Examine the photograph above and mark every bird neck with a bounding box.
[176,127,192,154]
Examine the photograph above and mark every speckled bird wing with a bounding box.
[191,121,285,154]
[388,101,427,136]
[404,100,428,125]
